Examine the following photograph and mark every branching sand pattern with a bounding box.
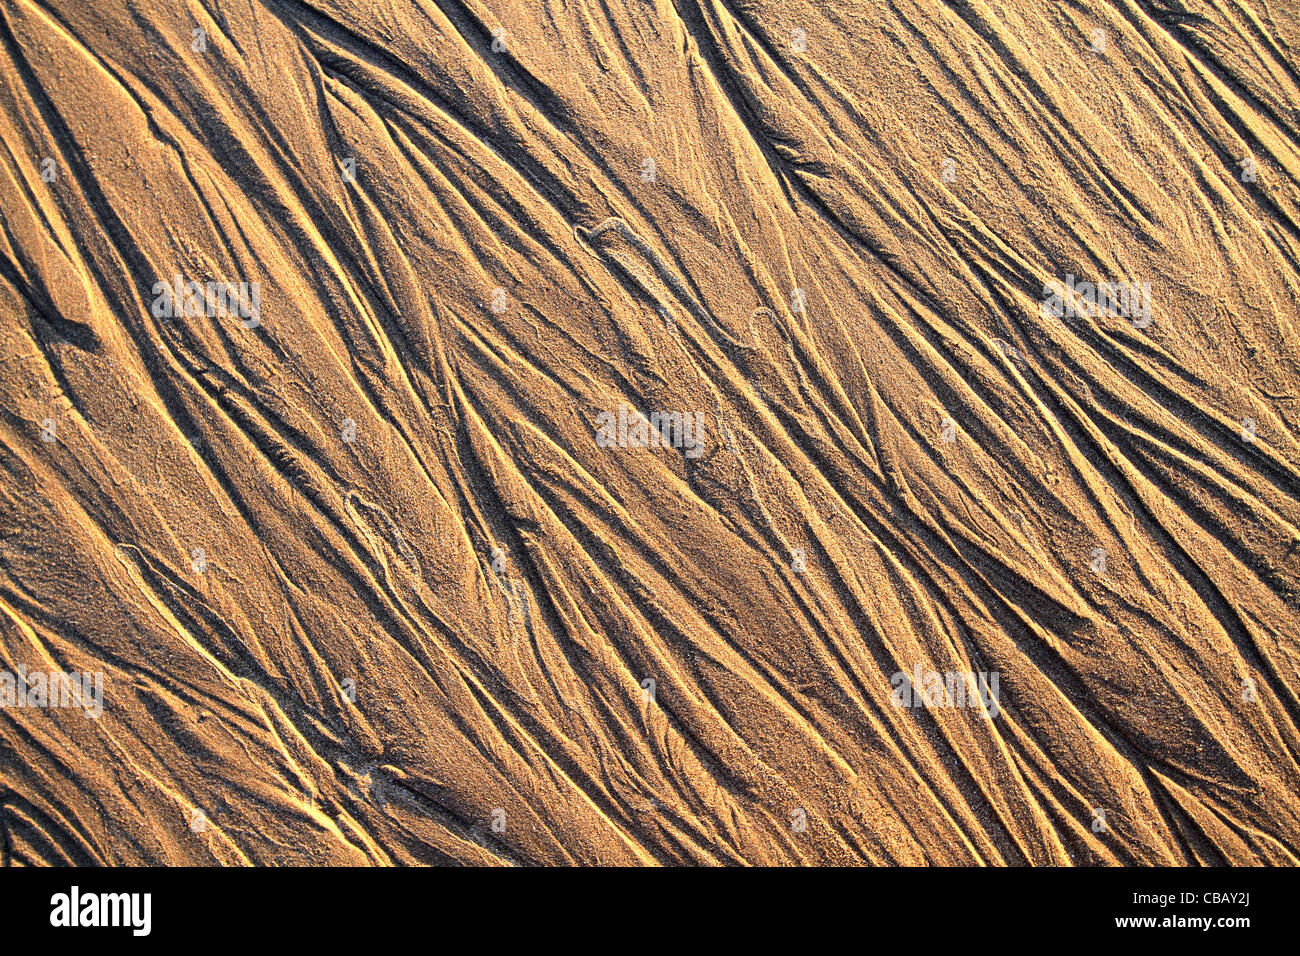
[0,0,1298,865]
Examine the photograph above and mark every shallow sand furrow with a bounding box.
[0,0,1296,865]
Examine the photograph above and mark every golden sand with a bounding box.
[0,0,1298,865]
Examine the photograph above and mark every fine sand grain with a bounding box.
[0,0,1299,865]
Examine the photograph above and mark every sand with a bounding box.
[0,0,1298,865]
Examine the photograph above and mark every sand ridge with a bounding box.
[0,0,1298,865]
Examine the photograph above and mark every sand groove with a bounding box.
[0,0,1298,865]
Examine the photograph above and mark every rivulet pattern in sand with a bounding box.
[1,0,1298,865]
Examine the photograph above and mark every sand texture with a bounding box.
[1,0,1299,865]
